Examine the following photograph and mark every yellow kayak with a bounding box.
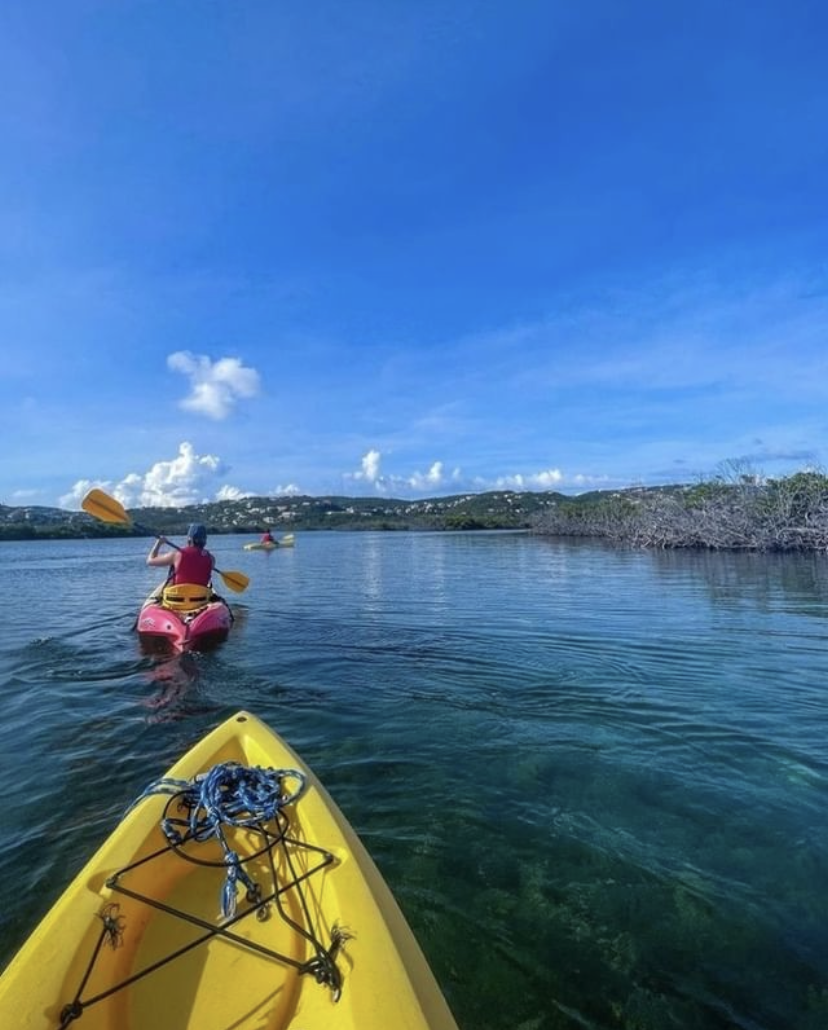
[0,711,458,1030]
[244,535,295,551]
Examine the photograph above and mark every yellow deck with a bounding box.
[0,711,458,1030]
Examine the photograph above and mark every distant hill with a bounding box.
[0,504,107,540]
[6,473,820,551]
[0,490,569,540]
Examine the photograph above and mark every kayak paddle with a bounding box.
[81,488,250,594]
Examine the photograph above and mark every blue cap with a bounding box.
[188,523,207,546]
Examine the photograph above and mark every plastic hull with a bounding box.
[244,535,295,551]
[0,711,458,1030]
[136,600,232,651]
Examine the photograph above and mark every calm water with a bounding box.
[1,531,826,1029]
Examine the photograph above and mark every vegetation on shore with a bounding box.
[531,467,828,551]
[0,490,554,541]
[3,468,828,551]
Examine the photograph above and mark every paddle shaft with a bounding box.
[143,526,248,594]
[142,526,182,552]
[81,489,249,593]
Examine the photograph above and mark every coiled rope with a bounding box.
[129,761,307,917]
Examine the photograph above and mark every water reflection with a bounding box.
[141,652,201,721]
[647,548,828,618]
[2,533,827,1029]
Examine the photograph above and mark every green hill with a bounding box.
[0,490,564,540]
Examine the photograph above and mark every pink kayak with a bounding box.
[137,584,233,651]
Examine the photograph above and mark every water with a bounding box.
[1,532,826,1029]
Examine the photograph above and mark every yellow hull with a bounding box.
[0,712,457,1030]
[244,535,295,551]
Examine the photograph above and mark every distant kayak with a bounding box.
[244,534,295,551]
[0,710,459,1030]
[136,583,233,651]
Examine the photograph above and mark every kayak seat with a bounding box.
[162,583,212,612]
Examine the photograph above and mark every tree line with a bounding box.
[532,469,828,551]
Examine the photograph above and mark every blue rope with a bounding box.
[128,761,307,917]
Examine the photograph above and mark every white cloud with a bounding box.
[345,450,464,495]
[168,351,261,420]
[491,468,564,490]
[59,478,113,510]
[359,449,382,483]
[57,445,614,513]
[60,442,250,509]
[474,468,616,492]
[407,461,447,490]
[215,484,253,501]
[343,450,387,494]
[344,449,385,488]
[571,473,612,488]
[341,449,614,498]
[137,443,222,506]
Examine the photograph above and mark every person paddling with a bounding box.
[261,528,275,544]
[147,523,215,586]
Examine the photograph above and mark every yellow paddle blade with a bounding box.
[81,488,132,526]
[217,569,250,594]
[82,487,250,593]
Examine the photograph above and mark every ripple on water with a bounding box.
[1,534,828,1030]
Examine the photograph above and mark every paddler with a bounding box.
[147,523,215,586]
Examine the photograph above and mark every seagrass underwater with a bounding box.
[0,531,826,1029]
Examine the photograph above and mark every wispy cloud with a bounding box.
[215,483,255,502]
[168,352,261,420]
[500,272,828,402]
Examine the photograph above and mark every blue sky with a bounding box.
[2,1,827,508]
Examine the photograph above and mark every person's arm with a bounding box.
[146,537,176,568]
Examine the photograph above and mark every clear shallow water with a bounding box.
[1,532,826,1030]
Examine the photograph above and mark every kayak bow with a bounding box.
[0,711,458,1030]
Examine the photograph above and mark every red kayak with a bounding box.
[137,583,233,651]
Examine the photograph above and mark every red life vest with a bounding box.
[174,546,213,586]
